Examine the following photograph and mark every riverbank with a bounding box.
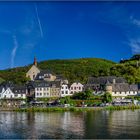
[12,105,140,112]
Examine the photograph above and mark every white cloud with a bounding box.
[130,15,140,27]
[128,39,140,54]
[11,35,18,68]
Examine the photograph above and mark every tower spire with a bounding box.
[34,56,37,66]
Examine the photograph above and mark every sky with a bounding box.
[0,1,140,69]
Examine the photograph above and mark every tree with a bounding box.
[72,90,93,100]
[102,92,112,103]
[60,96,71,104]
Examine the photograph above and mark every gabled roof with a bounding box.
[12,85,27,94]
[112,83,138,92]
[50,81,61,88]
[0,86,3,93]
[87,76,127,85]
[35,70,56,80]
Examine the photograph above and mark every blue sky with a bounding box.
[0,1,140,69]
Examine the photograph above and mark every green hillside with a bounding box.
[0,58,115,84]
[1,55,140,85]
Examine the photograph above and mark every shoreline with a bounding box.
[7,105,140,112]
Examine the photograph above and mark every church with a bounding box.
[26,57,68,83]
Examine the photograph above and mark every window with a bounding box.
[62,87,64,89]
[33,75,35,80]
[74,87,76,90]
[79,87,81,90]
[66,86,68,89]
[40,88,42,91]
[66,91,68,94]
[71,87,73,90]
[62,91,64,94]
[37,93,39,96]
[44,88,46,91]
[40,93,42,96]
[44,93,46,96]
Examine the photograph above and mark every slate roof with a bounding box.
[33,81,51,87]
[0,86,3,93]
[87,76,127,85]
[35,70,56,80]
[112,83,138,92]
[12,85,27,94]
[50,80,62,88]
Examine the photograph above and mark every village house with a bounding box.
[50,81,61,97]
[105,81,139,97]
[85,76,127,94]
[0,87,14,99]
[34,81,51,98]
[35,70,57,82]
[0,82,26,99]
[60,84,71,97]
[70,82,84,94]
[12,85,27,99]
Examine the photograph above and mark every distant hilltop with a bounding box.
[0,55,140,85]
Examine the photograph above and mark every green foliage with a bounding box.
[60,96,71,104]
[2,56,140,84]
[102,92,112,103]
[0,77,5,84]
[72,90,93,100]
[0,58,115,84]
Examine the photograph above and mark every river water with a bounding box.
[0,110,140,139]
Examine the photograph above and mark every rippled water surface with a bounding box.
[0,110,140,139]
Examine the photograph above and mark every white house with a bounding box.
[0,87,15,99]
[60,84,71,97]
[12,86,27,99]
[106,83,139,97]
[70,82,84,94]
[34,82,51,98]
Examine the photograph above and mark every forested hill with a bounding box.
[1,55,140,85]
[0,58,115,85]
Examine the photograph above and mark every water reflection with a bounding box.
[0,110,140,138]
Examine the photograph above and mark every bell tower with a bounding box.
[33,56,37,66]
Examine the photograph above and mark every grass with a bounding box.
[13,105,140,112]
[14,107,103,112]
[105,105,140,110]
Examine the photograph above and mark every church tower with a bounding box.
[33,57,37,66]
[26,57,40,81]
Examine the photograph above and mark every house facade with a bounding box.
[70,82,83,94]
[0,87,15,99]
[12,86,27,99]
[50,81,61,97]
[106,83,139,97]
[85,76,127,94]
[34,81,51,98]
[60,84,71,97]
